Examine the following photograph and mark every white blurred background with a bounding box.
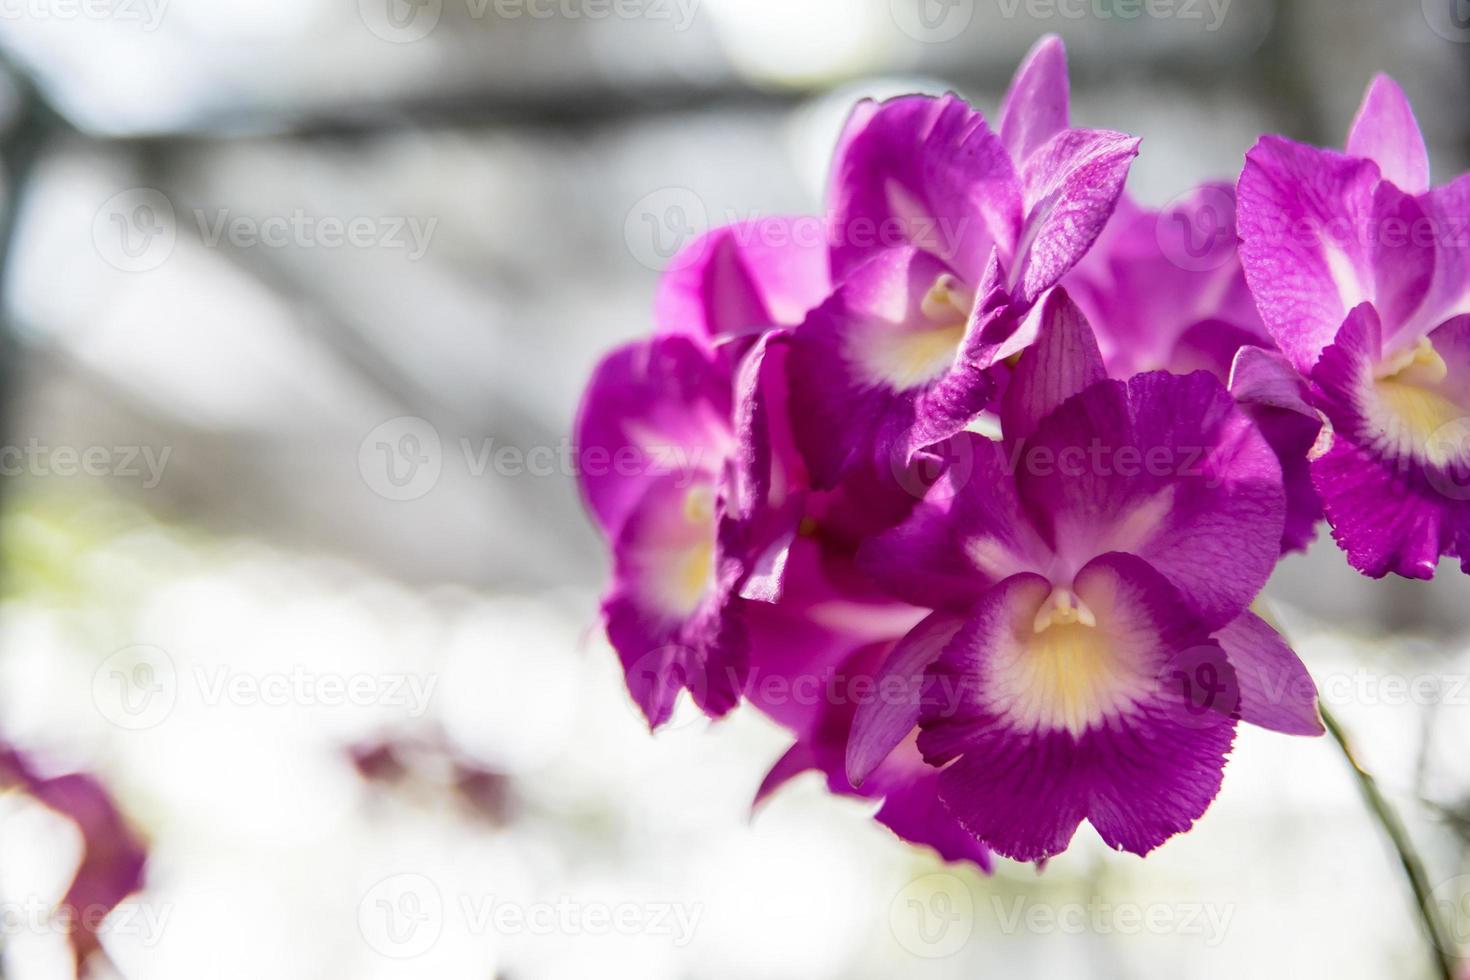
[0,1,1467,977]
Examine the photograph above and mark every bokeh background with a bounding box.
[0,1,1467,977]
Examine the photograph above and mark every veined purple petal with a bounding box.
[858,433,1050,609]
[1017,372,1286,629]
[575,336,733,539]
[999,287,1106,446]
[846,611,965,787]
[1228,346,1326,553]
[1067,184,1268,378]
[1422,173,1470,330]
[919,555,1236,861]
[656,218,831,345]
[1346,74,1430,196]
[1369,182,1436,340]
[1237,136,1381,374]
[788,247,994,488]
[999,34,1070,168]
[827,94,1022,284]
[1213,611,1323,736]
[1012,128,1139,305]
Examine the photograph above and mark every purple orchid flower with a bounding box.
[1237,75,1470,578]
[577,213,834,727]
[577,334,747,728]
[850,291,1322,862]
[786,35,1140,488]
[1066,185,1326,552]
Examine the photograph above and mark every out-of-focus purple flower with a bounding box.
[1237,75,1470,578]
[576,335,748,728]
[1067,186,1325,552]
[0,744,147,976]
[787,35,1139,487]
[576,214,830,727]
[850,293,1321,862]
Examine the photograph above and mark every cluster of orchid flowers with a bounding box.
[575,36,1470,867]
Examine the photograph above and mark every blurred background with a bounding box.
[0,0,1466,977]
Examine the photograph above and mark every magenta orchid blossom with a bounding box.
[573,35,1468,868]
[1238,75,1470,579]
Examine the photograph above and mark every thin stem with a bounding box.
[1321,702,1458,980]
